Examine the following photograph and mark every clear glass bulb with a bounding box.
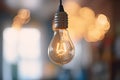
[48,29,75,65]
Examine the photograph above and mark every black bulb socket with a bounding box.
[53,3,68,30]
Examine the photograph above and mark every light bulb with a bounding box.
[48,0,75,65]
[48,29,74,65]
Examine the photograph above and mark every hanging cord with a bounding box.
[60,0,62,5]
[53,0,68,29]
[58,0,64,12]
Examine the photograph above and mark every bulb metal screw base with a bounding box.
[53,12,68,29]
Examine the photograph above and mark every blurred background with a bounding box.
[0,0,119,80]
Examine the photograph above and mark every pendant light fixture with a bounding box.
[48,0,75,65]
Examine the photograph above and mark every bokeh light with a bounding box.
[12,9,30,30]
[64,1,110,42]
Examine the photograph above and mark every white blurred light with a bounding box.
[18,61,42,80]
[18,28,40,59]
[3,28,41,63]
[5,0,40,10]
[21,0,40,11]
[3,28,19,63]
[5,0,20,9]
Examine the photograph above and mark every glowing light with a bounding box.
[18,61,42,79]
[64,2,86,41]
[79,7,95,25]
[3,28,18,63]
[63,0,111,42]
[3,28,41,63]
[85,30,105,42]
[64,0,110,42]
[12,16,22,30]
[12,9,31,30]
[48,29,74,65]
[56,42,66,54]
[17,9,30,21]
[18,28,40,59]
[96,14,110,31]
[64,1,80,16]
[84,14,110,42]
